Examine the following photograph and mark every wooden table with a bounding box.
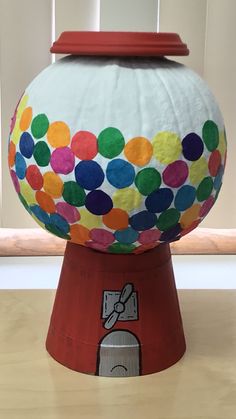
[1,290,236,419]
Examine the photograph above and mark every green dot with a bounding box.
[202,120,219,151]
[135,168,161,195]
[33,141,51,166]
[196,177,213,201]
[62,181,86,207]
[46,224,71,240]
[156,208,180,231]
[108,242,136,254]
[31,114,49,139]
[98,127,125,158]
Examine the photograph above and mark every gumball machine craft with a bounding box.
[8,32,227,377]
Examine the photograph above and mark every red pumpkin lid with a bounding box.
[50,31,189,56]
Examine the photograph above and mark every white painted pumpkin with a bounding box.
[8,56,226,253]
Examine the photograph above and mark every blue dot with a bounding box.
[145,188,173,213]
[85,190,113,215]
[15,152,26,179]
[30,205,50,224]
[75,160,104,190]
[106,159,135,188]
[19,132,35,158]
[115,227,139,244]
[160,224,182,242]
[129,211,157,231]
[182,133,204,161]
[214,165,224,190]
[50,213,70,234]
[174,185,196,211]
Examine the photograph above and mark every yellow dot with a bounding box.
[19,181,37,205]
[11,121,22,145]
[189,157,208,185]
[79,209,102,229]
[113,188,142,212]
[218,130,227,159]
[152,131,182,164]
[43,172,63,198]
[17,94,29,117]
[124,137,153,166]
[180,204,201,228]
[47,121,70,148]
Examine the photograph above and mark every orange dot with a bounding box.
[36,191,56,213]
[47,121,70,148]
[8,141,16,167]
[43,172,63,198]
[180,204,201,229]
[19,107,32,131]
[124,137,153,166]
[70,224,90,244]
[102,208,129,230]
[180,219,201,237]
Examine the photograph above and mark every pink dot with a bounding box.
[56,202,80,223]
[86,241,108,252]
[50,147,75,174]
[163,161,189,188]
[199,196,215,218]
[139,229,161,244]
[71,131,98,160]
[90,228,114,246]
[10,170,20,193]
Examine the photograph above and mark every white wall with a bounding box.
[0,0,235,227]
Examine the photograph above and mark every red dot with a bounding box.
[26,165,43,190]
[71,131,98,160]
[208,150,221,176]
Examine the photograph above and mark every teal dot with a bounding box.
[98,127,125,158]
[46,223,71,240]
[114,227,139,244]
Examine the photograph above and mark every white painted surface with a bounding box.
[0,255,236,289]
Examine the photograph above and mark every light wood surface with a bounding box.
[0,227,236,256]
[0,289,236,418]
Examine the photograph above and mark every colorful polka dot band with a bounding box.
[9,94,226,254]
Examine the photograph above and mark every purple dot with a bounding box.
[163,160,189,188]
[85,190,113,215]
[139,229,161,245]
[182,133,204,161]
[160,224,182,242]
[10,170,20,193]
[50,147,75,174]
[90,228,115,246]
[56,202,80,223]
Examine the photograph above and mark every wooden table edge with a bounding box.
[0,227,235,256]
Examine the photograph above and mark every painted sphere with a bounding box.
[8,56,226,254]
